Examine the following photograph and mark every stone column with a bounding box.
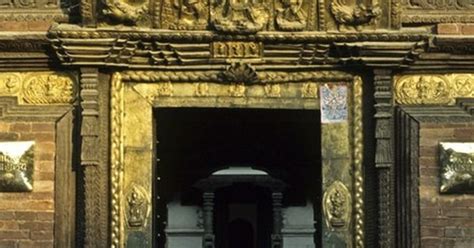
[202,192,215,248]
[271,192,283,248]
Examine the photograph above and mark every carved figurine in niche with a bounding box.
[328,189,345,227]
[211,0,270,33]
[275,0,307,31]
[127,187,148,227]
[330,0,381,31]
[173,0,207,29]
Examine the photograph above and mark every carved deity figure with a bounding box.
[127,188,145,227]
[174,0,207,28]
[276,0,307,31]
[212,0,270,33]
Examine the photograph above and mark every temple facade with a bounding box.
[0,0,473,247]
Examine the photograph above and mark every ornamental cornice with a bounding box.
[49,24,429,42]
[48,24,429,69]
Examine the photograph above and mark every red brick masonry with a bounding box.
[419,123,474,248]
[0,122,55,248]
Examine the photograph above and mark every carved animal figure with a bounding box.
[330,0,381,31]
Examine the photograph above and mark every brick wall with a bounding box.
[419,122,474,248]
[0,121,56,248]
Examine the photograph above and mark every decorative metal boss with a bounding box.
[439,142,474,194]
[0,141,35,192]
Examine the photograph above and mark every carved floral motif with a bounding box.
[394,74,474,105]
[264,84,281,97]
[155,82,174,96]
[301,82,318,98]
[219,62,259,84]
[228,83,246,97]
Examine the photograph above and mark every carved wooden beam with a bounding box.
[48,25,428,69]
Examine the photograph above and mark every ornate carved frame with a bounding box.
[109,71,364,247]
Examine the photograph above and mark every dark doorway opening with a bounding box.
[215,184,272,248]
[154,107,322,248]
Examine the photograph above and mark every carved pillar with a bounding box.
[373,69,395,248]
[271,192,283,248]
[202,192,215,248]
[80,68,99,167]
[80,68,103,247]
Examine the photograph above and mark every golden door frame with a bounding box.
[110,72,364,248]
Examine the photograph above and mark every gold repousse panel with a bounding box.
[394,74,474,105]
[0,72,76,105]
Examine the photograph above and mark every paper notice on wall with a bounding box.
[320,84,348,123]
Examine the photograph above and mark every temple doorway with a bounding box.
[154,107,322,248]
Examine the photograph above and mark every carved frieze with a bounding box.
[394,74,474,105]
[157,0,317,31]
[440,142,474,194]
[401,0,474,23]
[406,0,474,10]
[0,72,75,105]
[0,0,67,22]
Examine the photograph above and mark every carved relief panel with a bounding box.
[99,0,400,30]
[0,0,68,22]
[401,0,474,23]
[324,0,392,31]
[114,0,318,31]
